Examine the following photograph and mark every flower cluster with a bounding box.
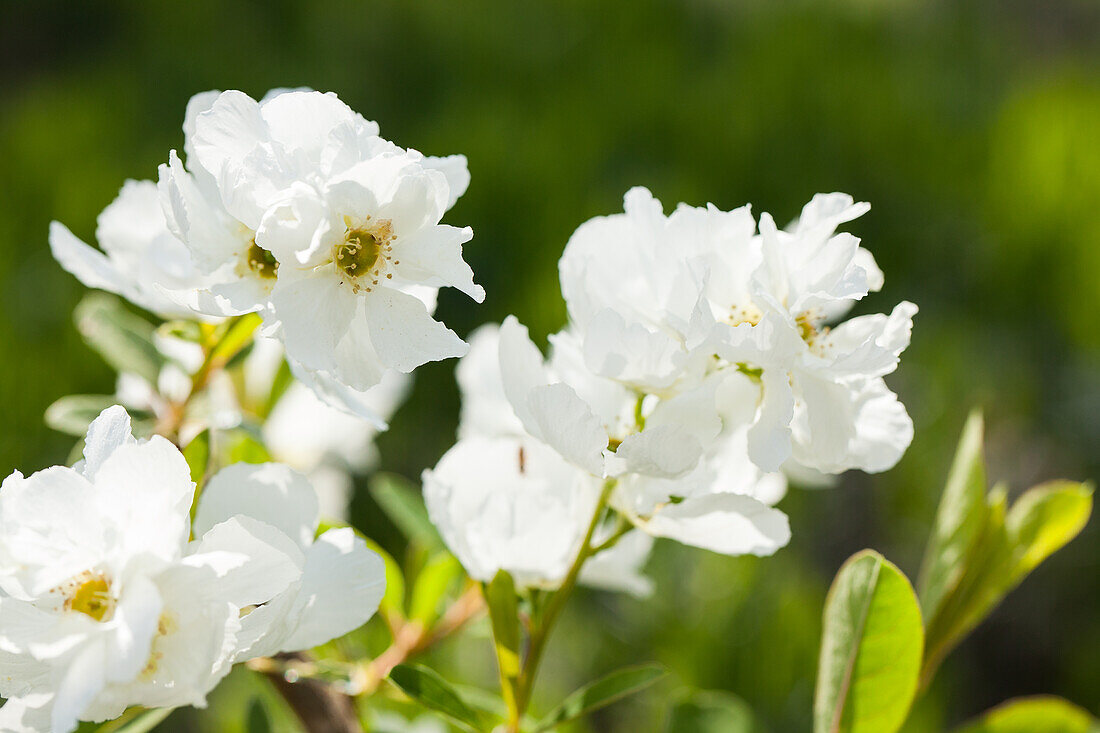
[25,86,918,731]
[0,408,383,732]
[52,88,482,421]
[426,187,915,585]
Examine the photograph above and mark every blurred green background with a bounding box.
[2,0,1098,730]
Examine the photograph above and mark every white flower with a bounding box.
[49,180,218,321]
[497,316,724,481]
[192,462,386,659]
[715,194,916,473]
[426,325,654,591]
[435,320,787,575]
[611,371,791,557]
[559,187,915,475]
[0,407,301,732]
[557,186,736,394]
[165,89,483,392]
[424,434,600,589]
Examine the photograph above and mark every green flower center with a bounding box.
[335,230,381,278]
[247,241,279,279]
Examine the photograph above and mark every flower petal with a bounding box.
[194,463,319,550]
[640,493,790,556]
[279,528,385,651]
[365,287,468,374]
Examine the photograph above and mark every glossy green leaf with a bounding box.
[45,394,135,436]
[485,570,521,711]
[921,482,1092,687]
[1004,481,1093,583]
[953,696,1098,733]
[74,293,164,384]
[94,707,173,732]
[182,429,211,487]
[258,359,294,419]
[388,664,490,732]
[246,698,272,733]
[918,410,988,621]
[814,550,923,733]
[409,551,463,626]
[208,313,262,369]
[223,429,273,465]
[666,690,759,733]
[369,473,444,551]
[534,664,667,732]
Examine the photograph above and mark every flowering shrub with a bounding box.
[1,88,1092,733]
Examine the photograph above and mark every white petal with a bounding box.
[497,316,550,428]
[746,369,795,473]
[422,154,470,210]
[791,377,913,474]
[284,357,398,430]
[192,90,284,228]
[820,301,918,379]
[194,463,319,549]
[0,693,53,733]
[640,493,790,556]
[259,91,357,161]
[80,406,136,481]
[525,383,608,476]
[105,574,161,683]
[792,193,869,235]
[456,324,525,438]
[373,162,448,235]
[615,425,701,479]
[48,222,129,294]
[365,287,467,373]
[279,528,385,651]
[423,436,597,588]
[268,270,357,374]
[157,150,251,273]
[91,437,194,562]
[52,641,106,733]
[392,225,483,302]
[0,468,103,597]
[186,515,304,606]
[254,183,330,266]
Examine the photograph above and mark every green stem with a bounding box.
[511,479,617,727]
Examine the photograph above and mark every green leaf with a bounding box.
[388,664,490,732]
[918,410,988,621]
[534,664,667,732]
[1004,481,1093,583]
[409,551,462,626]
[182,429,211,487]
[953,696,1098,733]
[258,359,294,419]
[921,482,1092,687]
[45,394,133,436]
[813,550,923,733]
[485,571,521,712]
[94,707,173,732]
[246,698,272,733]
[223,428,273,465]
[74,293,165,385]
[369,473,444,551]
[208,313,263,370]
[666,690,760,733]
[362,536,405,621]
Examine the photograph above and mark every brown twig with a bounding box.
[261,653,363,733]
